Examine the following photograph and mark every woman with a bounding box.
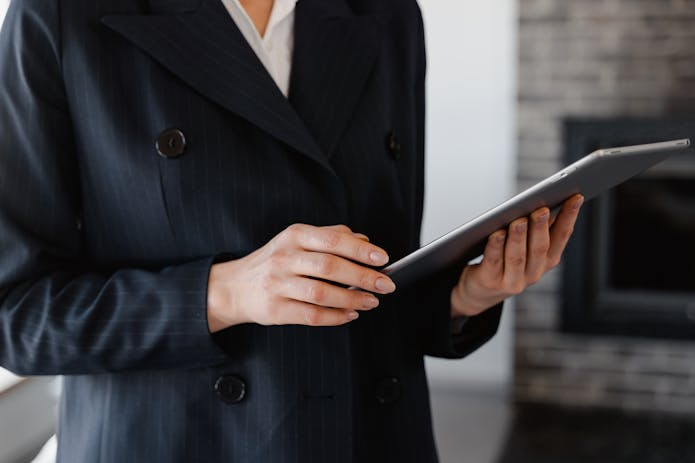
[0,0,581,461]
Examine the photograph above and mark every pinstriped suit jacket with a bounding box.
[0,0,502,461]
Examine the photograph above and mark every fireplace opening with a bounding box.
[562,118,695,340]
[611,176,695,292]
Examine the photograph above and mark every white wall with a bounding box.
[420,0,517,388]
[0,378,58,462]
[0,0,8,26]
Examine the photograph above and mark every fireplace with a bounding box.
[562,118,695,339]
[515,0,695,415]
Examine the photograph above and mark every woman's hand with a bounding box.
[450,194,584,317]
[206,224,396,333]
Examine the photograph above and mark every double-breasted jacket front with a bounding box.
[0,0,502,461]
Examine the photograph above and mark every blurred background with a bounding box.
[1,0,694,462]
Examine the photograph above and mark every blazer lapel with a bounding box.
[101,0,331,171]
[289,0,381,157]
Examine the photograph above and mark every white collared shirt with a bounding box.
[220,0,297,97]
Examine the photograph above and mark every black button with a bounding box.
[214,375,247,404]
[385,130,401,160]
[375,377,401,405]
[156,128,186,158]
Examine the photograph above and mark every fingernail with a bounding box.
[537,212,550,224]
[573,197,584,210]
[370,251,388,265]
[516,220,528,233]
[347,311,359,320]
[495,232,506,243]
[363,294,380,309]
[375,277,396,293]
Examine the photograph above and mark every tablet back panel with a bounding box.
[385,139,690,286]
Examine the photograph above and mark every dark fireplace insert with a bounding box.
[562,118,695,340]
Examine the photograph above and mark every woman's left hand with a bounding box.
[450,194,584,317]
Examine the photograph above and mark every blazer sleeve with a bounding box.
[0,0,227,375]
[411,4,502,359]
[414,263,503,360]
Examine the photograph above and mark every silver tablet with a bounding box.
[384,138,691,286]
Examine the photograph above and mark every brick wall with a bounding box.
[515,0,695,413]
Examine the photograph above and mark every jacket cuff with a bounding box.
[415,261,503,359]
[158,255,232,366]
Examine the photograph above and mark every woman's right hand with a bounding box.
[206,224,397,333]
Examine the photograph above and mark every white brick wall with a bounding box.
[515,0,695,414]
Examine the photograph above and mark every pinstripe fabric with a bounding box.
[0,0,502,461]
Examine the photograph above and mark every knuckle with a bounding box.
[303,307,322,326]
[267,249,287,267]
[305,283,326,304]
[315,254,336,276]
[510,283,526,295]
[358,271,374,290]
[320,230,342,250]
[350,294,367,310]
[287,223,306,234]
[531,243,550,256]
[279,224,303,244]
[511,256,525,267]
[480,278,501,292]
[281,225,297,240]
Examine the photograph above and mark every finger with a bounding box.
[323,224,353,234]
[478,229,507,281]
[289,224,389,267]
[548,195,583,266]
[503,218,528,292]
[321,224,371,243]
[526,207,551,283]
[293,252,396,294]
[280,299,360,327]
[353,233,370,242]
[322,225,371,243]
[282,277,380,311]
[548,208,560,227]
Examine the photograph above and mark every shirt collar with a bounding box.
[265,0,297,38]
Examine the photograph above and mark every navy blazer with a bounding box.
[0,0,502,461]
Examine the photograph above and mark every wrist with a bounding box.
[450,283,488,318]
[207,261,246,333]
[207,264,227,333]
[450,284,469,318]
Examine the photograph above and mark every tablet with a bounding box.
[383,138,691,286]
